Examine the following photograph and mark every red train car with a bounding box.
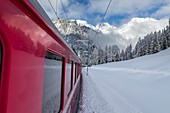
[0,0,82,113]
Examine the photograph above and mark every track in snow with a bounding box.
[78,70,114,113]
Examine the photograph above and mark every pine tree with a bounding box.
[98,49,105,64]
[111,45,120,61]
[120,49,125,61]
[105,45,108,63]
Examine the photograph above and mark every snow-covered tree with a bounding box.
[120,49,125,60]
[98,49,105,64]
[125,44,132,60]
[107,45,112,62]
[91,47,99,65]
[105,45,108,63]
[112,45,120,61]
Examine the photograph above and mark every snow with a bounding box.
[78,72,114,113]
[78,48,170,113]
[75,20,96,30]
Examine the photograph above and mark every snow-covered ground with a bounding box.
[78,48,170,113]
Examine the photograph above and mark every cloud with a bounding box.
[66,3,87,19]
[86,0,160,17]
[97,17,168,49]
[151,3,170,19]
[66,0,170,25]
[38,0,170,26]
[116,18,168,48]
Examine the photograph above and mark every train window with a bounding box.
[66,60,72,96]
[42,51,63,113]
[0,41,2,83]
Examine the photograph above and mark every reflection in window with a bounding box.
[42,51,63,113]
[66,60,72,95]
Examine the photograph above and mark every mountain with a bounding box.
[55,17,168,49]
[54,17,168,65]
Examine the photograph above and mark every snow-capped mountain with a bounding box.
[97,17,168,49]
[54,17,168,65]
[55,17,168,50]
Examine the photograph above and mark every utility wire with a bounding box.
[98,0,112,29]
[47,0,59,19]
[60,0,69,20]
[94,0,113,43]
[86,0,112,71]
[93,0,112,44]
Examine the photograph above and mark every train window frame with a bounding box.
[77,64,79,79]
[42,51,63,113]
[74,63,77,85]
[71,61,74,91]
[0,41,2,84]
[66,60,72,96]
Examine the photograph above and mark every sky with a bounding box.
[38,0,170,27]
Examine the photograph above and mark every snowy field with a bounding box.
[78,48,170,113]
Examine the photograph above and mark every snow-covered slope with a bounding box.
[97,47,170,72]
[79,48,170,113]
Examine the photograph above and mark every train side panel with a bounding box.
[0,0,81,113]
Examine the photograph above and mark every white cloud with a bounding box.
[98,17,168,49]
[78,17,168,50]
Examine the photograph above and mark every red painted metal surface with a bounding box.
[0,0,82,113]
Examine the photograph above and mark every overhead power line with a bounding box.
[86,0,112,74]
[47,0,59,19]
[60,0,69,20]
[98,0,112,29]
[93,0,112,43]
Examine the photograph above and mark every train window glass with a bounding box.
[0,41,2,83]
[66,60,72,95]
[42,51,63,113]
